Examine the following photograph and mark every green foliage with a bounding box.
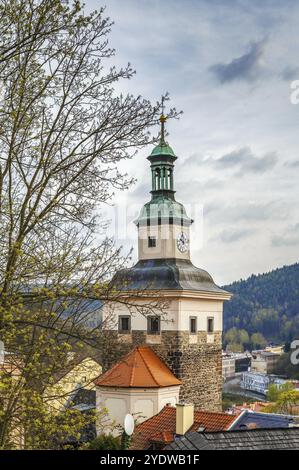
[0,0,169,450]
[223,263,299,343]
[222,393,256,411]
[226,342,244,353]
[120,431,132,450]
[272,352,299,380]
[85,434,121,450]
[251,332,267,349]
[224,328,249,351]
[224,327,266,350]
[265,382,299,415]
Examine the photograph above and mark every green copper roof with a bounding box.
[150,142,176,158]
[135,196,192,226]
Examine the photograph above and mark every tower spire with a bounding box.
[147,97,177,199]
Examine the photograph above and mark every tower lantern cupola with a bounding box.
[134,110,192,260]
[148,114,177,200]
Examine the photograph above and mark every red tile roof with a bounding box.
[131,405,236,450]
[94,346,182,388]
[232,402,271,413]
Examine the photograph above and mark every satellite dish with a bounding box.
[124,414,135,436]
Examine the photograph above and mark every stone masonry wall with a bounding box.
[104,330,222,412]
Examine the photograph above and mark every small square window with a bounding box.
[190,317,197,334]
[118,316,131,334]
[207,317,214,333]
[148,236,156,248]
[147,316,160,335]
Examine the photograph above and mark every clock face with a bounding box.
[177,232,189,253]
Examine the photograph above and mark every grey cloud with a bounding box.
[206,147,278,174]
[103,0,299,282]
[272,235,298,247]
[284,159,299,168]
[213,228,256,244]
[281,66,299,81]
[206,200,290,223]
[128,182,149,201]
[272,222,299,247]
[210,39,266,83]
[176,177,225,194]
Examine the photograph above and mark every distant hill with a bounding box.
[222,263,299,344]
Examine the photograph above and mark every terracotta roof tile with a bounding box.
[131,405,236,450]
[151,431,174,444]
[94,346,181,388]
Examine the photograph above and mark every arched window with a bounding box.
[168,168,172,189]
[155,168,161,190]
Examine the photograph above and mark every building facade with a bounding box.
[251,350,281,374]
[222,352,251,380]
[103,114,231,411]
[240,371,285,395]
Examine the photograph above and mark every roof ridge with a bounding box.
[95,346,139,385]
[202,427,299,434]
[95,345,181,388]
[141,346,181,387]
[195,410,233,416]
[129,350,138,387]
[138,346,160,387]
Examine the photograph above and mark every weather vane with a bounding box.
[161,95,165,116]
[160,96,167,143]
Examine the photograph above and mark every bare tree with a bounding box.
[0,0,178,448]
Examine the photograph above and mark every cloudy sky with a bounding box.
[88,0,299,285]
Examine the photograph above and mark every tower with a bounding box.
[105,113,231,411]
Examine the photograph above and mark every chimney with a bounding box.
[176,402,194,435]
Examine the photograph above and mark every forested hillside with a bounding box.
[222,263,299,349]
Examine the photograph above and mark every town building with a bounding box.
[229,409,295,430]
[240,371,285,396]
[235,353,252,373]
[129,399,297,450]
[227,401,272,414]
[251,350,281,374]
[222,353,236,380]
[44,356,102,411]
[222,352,251,380]
[131,403,236,450]
[265,345,284,355]
[102,114,231,411]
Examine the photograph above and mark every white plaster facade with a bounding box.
[138,223,190,260]
[103,295,224,339]
[222,356,236,380]
[97,385,180,432]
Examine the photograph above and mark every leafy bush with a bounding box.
[85,434,121,450]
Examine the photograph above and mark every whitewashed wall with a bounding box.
[96,385,180,435]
